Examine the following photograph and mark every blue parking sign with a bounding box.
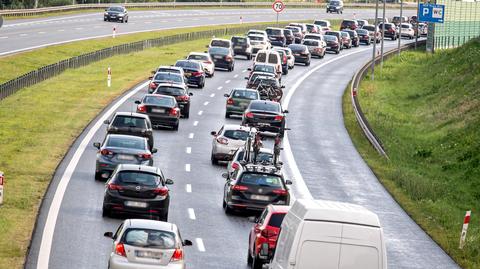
[419,3,445,23]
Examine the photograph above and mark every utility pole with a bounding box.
[398,0,403,55]
[414,0,419,49]
[371,0,380,80]
[380,0,386,68]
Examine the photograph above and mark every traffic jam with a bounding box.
[94,15,425,269]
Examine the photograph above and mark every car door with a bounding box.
[250,208,269,253]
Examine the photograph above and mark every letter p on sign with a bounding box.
[423,7,430,16]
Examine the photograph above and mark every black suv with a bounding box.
[231,36,253,60]
[242,100,288,136]
[154,83,193,118]
[104,112,154,149]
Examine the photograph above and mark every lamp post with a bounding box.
[371,0,380,80]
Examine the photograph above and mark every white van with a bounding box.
[254,50,282,75]
[269,199,387,269]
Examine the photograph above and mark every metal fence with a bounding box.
[0,23,289,101]
[433,0,480,49]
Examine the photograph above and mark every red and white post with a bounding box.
[459,210,471,249]
[107,66,112,88]
[0,171,4,205]
[112,27,116,39]
[240,16,243,24]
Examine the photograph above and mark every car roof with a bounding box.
[156,83,186,89]
[268,205,291,213]
[222,124,254,131]
[266,27,283,30]
[154,71,182,76]
[144,93,175,100]
[304,33,322,37]
[232,88,259,93]
[157,65,182,71]
[250,71,276,77]
[106,133,146,141]
[114,112,149,119]
[248,29,266,33]
[250,99,279,105]
[211,38,231,42]
[188,52,210,57]
[116,164,160,174]
[126,219,177,232]
[254,63,277,67]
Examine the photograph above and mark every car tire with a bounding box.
[247,249,253,265]
[104,18,107,21]
[252,255,263,269]
[102,206,111,218]
[211,153,219,165]
[223,200,233,215]
[225,112,230,119]
[173,123,179,131]
[161,212,168,222]
[95,172,102,181]
[305,61,310,66]
[335,49,340,54]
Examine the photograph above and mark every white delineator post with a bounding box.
[240,16,243,24]
[459,210,471,249]
[113,27,116,38]
[0,171,4,205]
[107,67,112,87]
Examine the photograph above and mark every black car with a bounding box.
[102,164,173,221]
[324,31,344,50]
[136,94,180,130]
[208,47,235,72]
[104,112,154,150]
[326,0,343,14]
[379,23,398,40]
[285,26,303,44]
[148,72,186,93]
[265,27,286,47]
[340,19,359,31]
[242,100,288,136]
[324,35,341,54]
[174,60,205,88]
[222,164,291,214]
[283,29,295,45]
[231,36,253,60]
[356,29,372,45]
[153,83,193,118]
[288,44,311,66]
[104,6,128,23]
[344,29,360,47]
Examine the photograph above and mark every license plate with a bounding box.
[214,55,223,59]
[251,195,270,201]
[294,53,300,56]
[125,201,147,208]
[151,108,165,113]
[235,46,243,49]
[135,250,162,259]
[118,154,135,161]
[184,73,191,77]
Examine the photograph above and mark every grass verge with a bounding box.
[343,39,480,268]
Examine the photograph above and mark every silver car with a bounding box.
[104,219,192,269]
[210,124,257,165]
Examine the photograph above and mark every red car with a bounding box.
[247,205,290,269]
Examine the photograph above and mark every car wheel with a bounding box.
[247,249,253,265]
[95,172,102,181]
[211,153,219,165]
[223,202,233,215]
[104,18,107,21]
[225,112,230,118]
[173,123,179,131]
[252,255,264,269]
[161,212,168,222]
[305,61,310,66]
[102,206,111,218]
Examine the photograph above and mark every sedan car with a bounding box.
[153,66,184,77]
[148,72,186,94]
[362,25,382,43]
[93,134,156,181]
[224,88,260,118]
[356,19,369,28]
[379,22,398,40]
[248,34,271,54]
[231,36,253,60]
[104,112,154,150]
[305,23,320,34]
[340,19,359,30]
[324,35,341,54]
[288,44,311,66]
[208,46,235,71]
[340,31,353,49]
[104,6,128,23]
[303,39,326,58]
[104,219,192,269]
[325,31,344,50]
[283,29,295,45]
[102,164,173,220]
[356,29,372,45]
[174,60,206,88]
[265,27,286,47]
[210,124,255,165]
[136,94,180,130]
[209,38,232,49]
[187,52,215,77]
[153,83,193,118]
[242,100,288,136]
[344,29,360,47]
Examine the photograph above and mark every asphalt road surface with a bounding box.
[0,8,416,56]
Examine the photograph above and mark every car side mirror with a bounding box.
[183,239,193,246]
[286,180,293,185]
[189,92,193,96]
[210,131,217,136]
[148,76,153,80]
[151,148,158,154]
[205,45,209,48]
[281,85,285,89]
[93,142,101,149]
[283,110,289,113]
[103,119,110,124]
[247,67,252,71]
[165,178,174,185]
[244,77,249,80]
[248,216,258,223]
[104,8,108,11]
[222,173,228,179]
[134,100,141,104]
[151,70,156,74]
[104,232,113,238]
[224,93,229,98]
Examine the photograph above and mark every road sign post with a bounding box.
[419,3,445,53]
[272,0,285,27]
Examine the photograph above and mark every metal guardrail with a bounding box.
[350,40,426,158]
[0,2,416,17]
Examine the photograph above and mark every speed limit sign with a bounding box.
[272,0,285,13]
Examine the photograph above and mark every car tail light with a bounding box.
[178,95,190,101]
[204,61,213,64]
[115,243,126,257]
[153,187,169,196]
[388,28,395,33]
[245,112,254,118]
[273,189,288,196]
[216,137,228,145]
[226,56,233,62]
[101,149,113,156]
[283,55,287,64]
[137,105,147,113]
[169,108,179,116]
[192,71,203,77]
[274,115,283,121]
[232,185,249,191]
[108,183,123,191]
[227,98,234,105]
[261,229,278,237]
[171,249,183,262]
[232,162,240,170]
[149,82,157,89]
[138,153,152,159]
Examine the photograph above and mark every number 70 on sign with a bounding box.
[272,1,285,13]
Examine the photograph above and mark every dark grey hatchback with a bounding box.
[104,112,154,149]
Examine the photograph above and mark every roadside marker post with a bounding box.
[107,67,112,88]
[0,171,4,206]
[240,16,243,24]
[113,27,116,38]
[459,210,471,249]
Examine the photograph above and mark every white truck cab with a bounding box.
[269,199,387,269]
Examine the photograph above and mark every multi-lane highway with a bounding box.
[1,7,459,269]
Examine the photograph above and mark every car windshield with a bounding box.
[232,37,247,44]
[108,7,123,12]
[330,1,340,6]
[155,86,185,96]
[254,65,275,73]
[154,73,183,83]
[115,171,160,187]
[266,29,282,35]
[288,44,306,53]
[175,61,201,70]
[232,90,259,100]
[223,130,249,140]
[239,173,283,187]
[250,101,280,112]
[143,96,175,107]
[188,54,209,61]
[268,213,286,228]
[324,35,338,42]
[124,229,176,249]
[303,40,319,46]
[112,116,147,129]
[209,47,229,55]
[210,40,230,47]
[107,136,145,150]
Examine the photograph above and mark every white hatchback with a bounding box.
[210,124,257,165]
[187,52,215,77]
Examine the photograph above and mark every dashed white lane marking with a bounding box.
[203,101,209,106]
[217,86,223,90]
[210,93,215,98]
[234,74,239,78]
[188,133,194,139]
[161,20,168,23]
[0,36,8,39]
[193,121,199,126]
[144,21,153,24]
[186,184,192,193]
[19,34,28,37]
[225,80,231,84]
[196,238,206,252]
[38,32,46,34]
[185,164,191,172]
[188,208,196,220]
[58,29,65,32]
[186,147,192,154]
[198,110,203,116]
[74,27,83,30]
[242,69,248,73]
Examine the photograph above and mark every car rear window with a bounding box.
[401,24,411,29]
[342,20,356,27]
[345,31,356,37]
[257,152,273,163]
[250,101,280,112]
[356,29,368,35]
[256,52,267,62]
[324,35,338,42]
[143,96,175,107]
[304,35,321,40]
[362,25,375,31]
[112,116,147,129]
[123,229,175,249]
[341,32,349,37]
[232,90,259,100]
[107,136,145,150]
[268,213,286,228]
[115,171,160,186]
[223,130,249,141]
[208,47,229,55]
[249,35,264,41]
[232,37,247,44]
[286,27,300,33]
[314,20,328,27]
[268,54,279,64]
[188,54,209,61]
[210,40,230,48]
[288,44,306,53]
[239,173,283,187]
[253,65,275,73]
[154,73,183,83]
[303,40,319,46]
[175,61,201,70]
[155,86,185,96]
[266,29,282,36]
[283,30,293,36]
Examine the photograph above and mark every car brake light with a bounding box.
[232,185,249,191]
[245,112,254,118]
[273,189,288,195]
[101,149,113,156]
[232,162,240,170]
[137,104,147,113]
[227,98,234,105]
[154,187,169,196]
[149,82,157,89]
[138,153,152,159]
[283,55,287,64]
[216,137,228,145]
[204,61,213,64]
[178,95,190,101]
[108,183,123,191]
[171,248,183,262]
[226,56,233,62]
[274,115,283,121]
[115,243,126,257]
[169,108,179,116]
[192,71,203,77]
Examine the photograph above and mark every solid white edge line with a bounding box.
[282,48,370,202]
[186,184,192,193]
[196,238,206,252]
[188,208,196,220]
[37,81,149,269]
